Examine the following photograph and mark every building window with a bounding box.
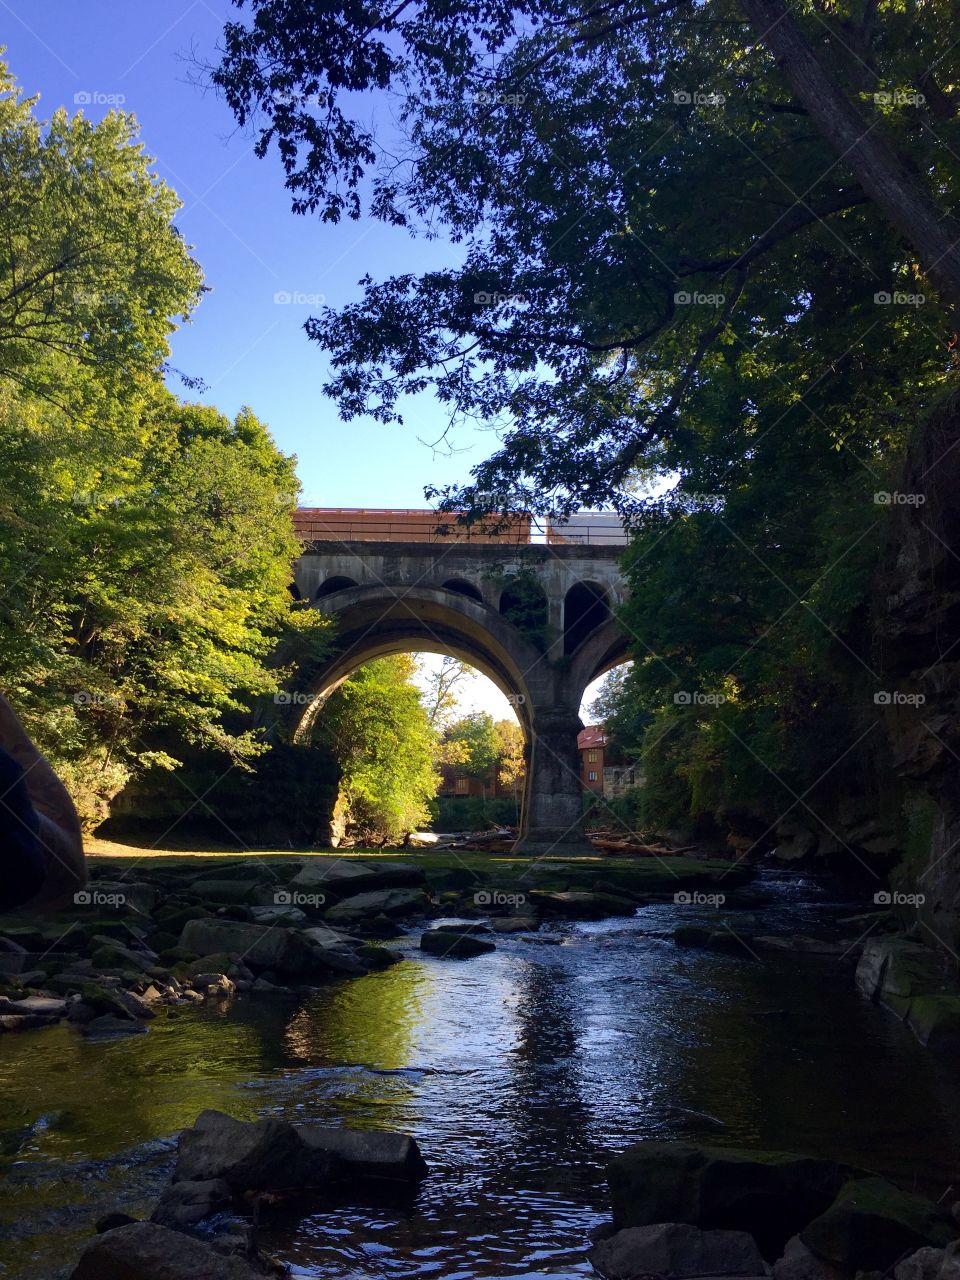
[587,749,600,762]
[455,777,469,794]
[588,770,597,782]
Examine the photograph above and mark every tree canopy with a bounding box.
[211,0,958,517]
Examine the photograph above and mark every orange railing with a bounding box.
[293,508,630,546]
[293,508,532,544]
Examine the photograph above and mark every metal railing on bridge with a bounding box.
[293,508,629,546]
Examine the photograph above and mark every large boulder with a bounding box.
[69,1221,265,1279]
[325,888,426,924]
[178,920,328,979]
[174,1109,337,1192]
[800,1178,955,1272]
[589,1223,769,1280]
[420,930,496,959]
[300,1126,428,1182]
[608,1142,855,1258]
[293,858,425,893]
[855,938,941,1012]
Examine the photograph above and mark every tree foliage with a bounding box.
[319,655,440,842]
[443,710,502,779]
[211,0,957,517]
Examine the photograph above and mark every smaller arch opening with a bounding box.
[564,581,610,655]
[288,582,302,600]
[441,578,483,603]
[498,576,549,648]
[315,575,359,600]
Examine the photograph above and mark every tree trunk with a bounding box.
[739,0,960,322]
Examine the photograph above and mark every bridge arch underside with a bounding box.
[292,587,537,743]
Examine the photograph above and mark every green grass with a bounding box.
[87,838,752,896]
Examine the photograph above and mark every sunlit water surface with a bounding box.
[3,870,960,1279]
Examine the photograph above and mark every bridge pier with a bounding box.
[514,704,588,854]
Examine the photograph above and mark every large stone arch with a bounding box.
[288,585,541,743]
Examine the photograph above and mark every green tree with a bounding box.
[444,711,501,780]
[0,386,324,826]
[494,717,525,791]
[319,655,440,843]
[0,59,204,421]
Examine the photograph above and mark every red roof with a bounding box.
[578,725,605,750]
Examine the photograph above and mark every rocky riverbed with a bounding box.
[3,857,960,1279]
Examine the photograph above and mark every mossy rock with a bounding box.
[355,944,400,969]
[906,994,960,1052]
[800,1177,955,1270]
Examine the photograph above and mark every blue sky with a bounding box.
[2,1,611,722]
[2,0,494,508]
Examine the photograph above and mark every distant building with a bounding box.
[578,725,637,798]
[437,762,513,800]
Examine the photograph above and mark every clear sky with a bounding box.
[2,1,609,722]
[1,0,495,508]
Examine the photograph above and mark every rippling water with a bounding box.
[3,870,960,1279]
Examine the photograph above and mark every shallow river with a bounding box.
[3,870,960,1279]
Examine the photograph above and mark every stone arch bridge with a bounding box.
[281,509,630,854]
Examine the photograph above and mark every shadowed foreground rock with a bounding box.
[174,1110,337,1191]
[608,1141,856,1258]
[69,1221,267,1279]
[174,1109,428,1192]
[589,1223,770,1280]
